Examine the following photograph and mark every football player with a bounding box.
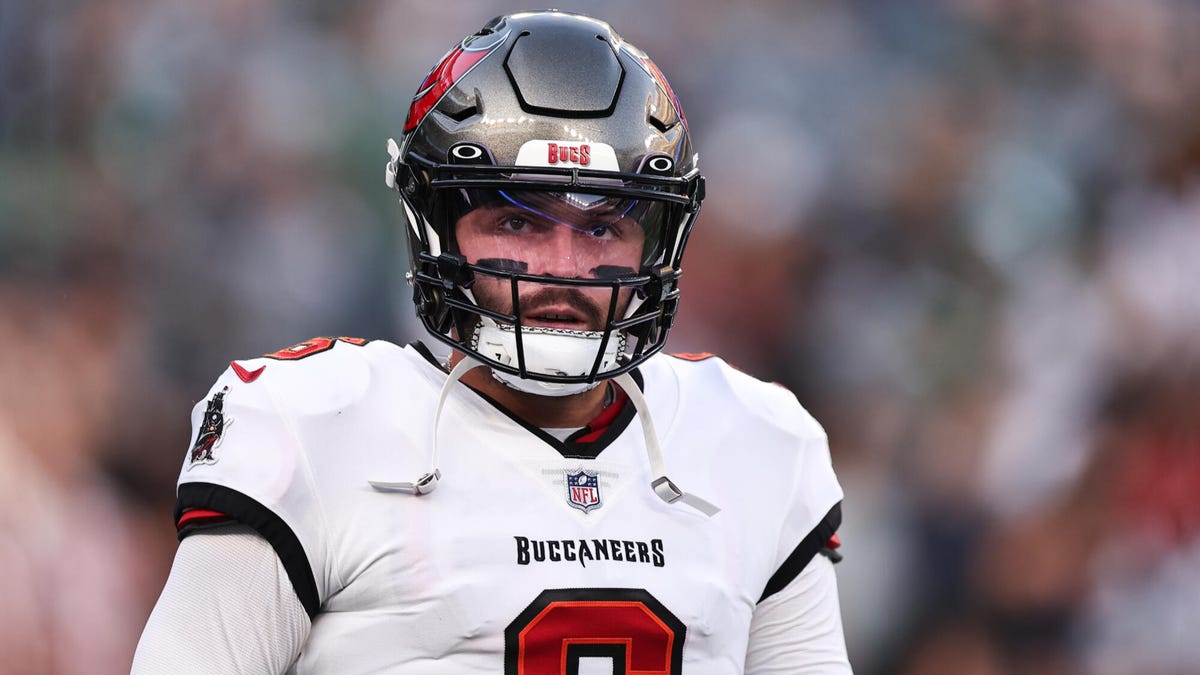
[133,11,850,674]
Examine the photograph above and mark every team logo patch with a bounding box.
[188,386,233,469]
[566,469,602,513]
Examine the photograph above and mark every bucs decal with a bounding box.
[403,28,510,133]
[566,469,602,513]
[515,139,620,171]
[188,386,233,469]
[546,142,590,166]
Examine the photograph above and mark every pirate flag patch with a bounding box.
[188,386,233,469]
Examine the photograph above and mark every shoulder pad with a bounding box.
[662,352,824,440]
[225,337,375,417]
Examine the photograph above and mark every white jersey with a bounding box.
[175,339,844,674]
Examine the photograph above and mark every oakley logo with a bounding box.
[547,143,590,166]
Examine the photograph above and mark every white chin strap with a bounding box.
[470,317,626,397]
[368,355,485,496]
[368,354,719,517]
[612,371,720,517]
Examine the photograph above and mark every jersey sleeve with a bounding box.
[757,396,845,604]
[174,359,328,619]
[745,555,851,673]
[133,525,311,674]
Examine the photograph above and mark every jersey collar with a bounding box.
[409,341,641,459]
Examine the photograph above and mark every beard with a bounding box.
[469,278,630,332]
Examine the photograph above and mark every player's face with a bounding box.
[455,190,653,331]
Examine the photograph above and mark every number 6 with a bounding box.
[504,588,685,675]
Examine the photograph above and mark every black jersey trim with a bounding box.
[175,482,321,619]
[407,340,643,459]
[757,501,842,604]
[409,339,445,369]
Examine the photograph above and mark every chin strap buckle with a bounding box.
[368,356,483,498]
[651,476,683,503]
[413,470,441,495]
[652,475,720,517]
[385,138,402,189]
[368,469,441,496]
[615,371,720,518]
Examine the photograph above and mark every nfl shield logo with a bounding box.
[565,469,602,513]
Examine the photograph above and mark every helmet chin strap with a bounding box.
[612,371,720,517]
[470,317,625,397]
[369,352,719,518]
[368,354,485,495]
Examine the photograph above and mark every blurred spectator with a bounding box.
[0,281,166,673]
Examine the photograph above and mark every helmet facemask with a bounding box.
[394,151,700,395]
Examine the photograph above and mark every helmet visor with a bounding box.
[451,189,668,280]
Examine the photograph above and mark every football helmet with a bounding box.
[387,11,704,396]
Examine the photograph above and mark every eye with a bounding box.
[586,219,630,240]
[587,224,613,238]
[501,215,530,232]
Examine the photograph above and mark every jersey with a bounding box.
[174,338,844,674]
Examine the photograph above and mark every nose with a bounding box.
[528,225,589,278]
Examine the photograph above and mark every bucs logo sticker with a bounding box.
[565,469,602,513]
[188,386,233,469]
[403,28,509,133]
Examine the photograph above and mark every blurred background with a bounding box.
[2,0,1198,672]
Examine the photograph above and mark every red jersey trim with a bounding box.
[573,387,630,443]
[668,352,716,362]
[230,361,266,383]
[176,508,231,530]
